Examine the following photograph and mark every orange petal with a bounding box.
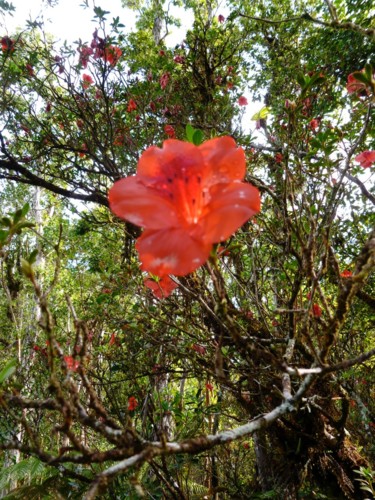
[200,182,260,243]
[136,228,212,276]
[137,140,203,179]
[144,275,178,299]
[109,176,179,229]
[198,137,246,184]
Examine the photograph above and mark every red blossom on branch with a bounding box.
[218,14,225,23]
[25,64,34,76]
[309,118,319,130]
[78,45,94,68]
[160,72,170,90]
[275,153,283,163]
[82,73,94,89]
[173,55,185,64]
[346,71,368,95]
[340,270,353,278]
[191,344,206,355]
[128,396,138,411]
[64,356,80,372]
[1,36,15,52]
[205,382,214,392]
[127,99,137,112]
[238,96,248,106]
[104,45,122,66]
[108,137,260,277]
[164,124,175,138]
[312,304,322,318]
[354,151,375,168]
[144,275,178,299]
[109,333,117,346]
[79,143,88,158]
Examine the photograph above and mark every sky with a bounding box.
[3,0,131,44]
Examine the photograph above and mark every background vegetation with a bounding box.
[0,0,374,498]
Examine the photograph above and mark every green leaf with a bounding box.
[20,258,34,278]
[0,217,12,228]
[185,123,195,142]
[296,74,306,88]
[352,71,370,85]
[12,208,24,224]
[21,202,30,217]
[0,229,8,243]
[0,1,16,14]
[192,129,204,146]
[93,6,110,20]
[0,358,17,384]
[309,72,325,87]
[251,106,269,121]
[28,249,38,264]
[364,63,373,80]
[14,221,35,231]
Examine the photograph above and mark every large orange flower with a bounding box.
[109,137,260,276]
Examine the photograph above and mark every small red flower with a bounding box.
[191,344,206,355]
[218,245,230,257]
[109,333,117,346]
[218,14,225,23]
[205,382,214,393]
[309,118,319,130]
[128,396,138,411]
[173,55,184,64]
[164,124,175,138]
[64,356,80,372]
[346,71,367,95]
[104,45,122,66]
[275,153,283,163]
[144,275,178,299]
[285,99,296,109]
[340,270,352,278]
[312,304,322,318]
[26,63,34,76]
[113,134,125,146]
[127,98,137,112]
[1,36,15,52]
[355,150,375,168]
[78,45,93,68]
[160,72,170,90]
[109,137,260,277]
[238,96,248,106]
[82,73,94,89]
[79,143,88,158]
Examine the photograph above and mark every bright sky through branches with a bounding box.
[2,0,259,132]
[3,0,131,44]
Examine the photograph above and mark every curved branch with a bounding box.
[237,11,375,40]
[0,158,108,206]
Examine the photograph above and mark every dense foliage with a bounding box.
[0,0,374,498]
